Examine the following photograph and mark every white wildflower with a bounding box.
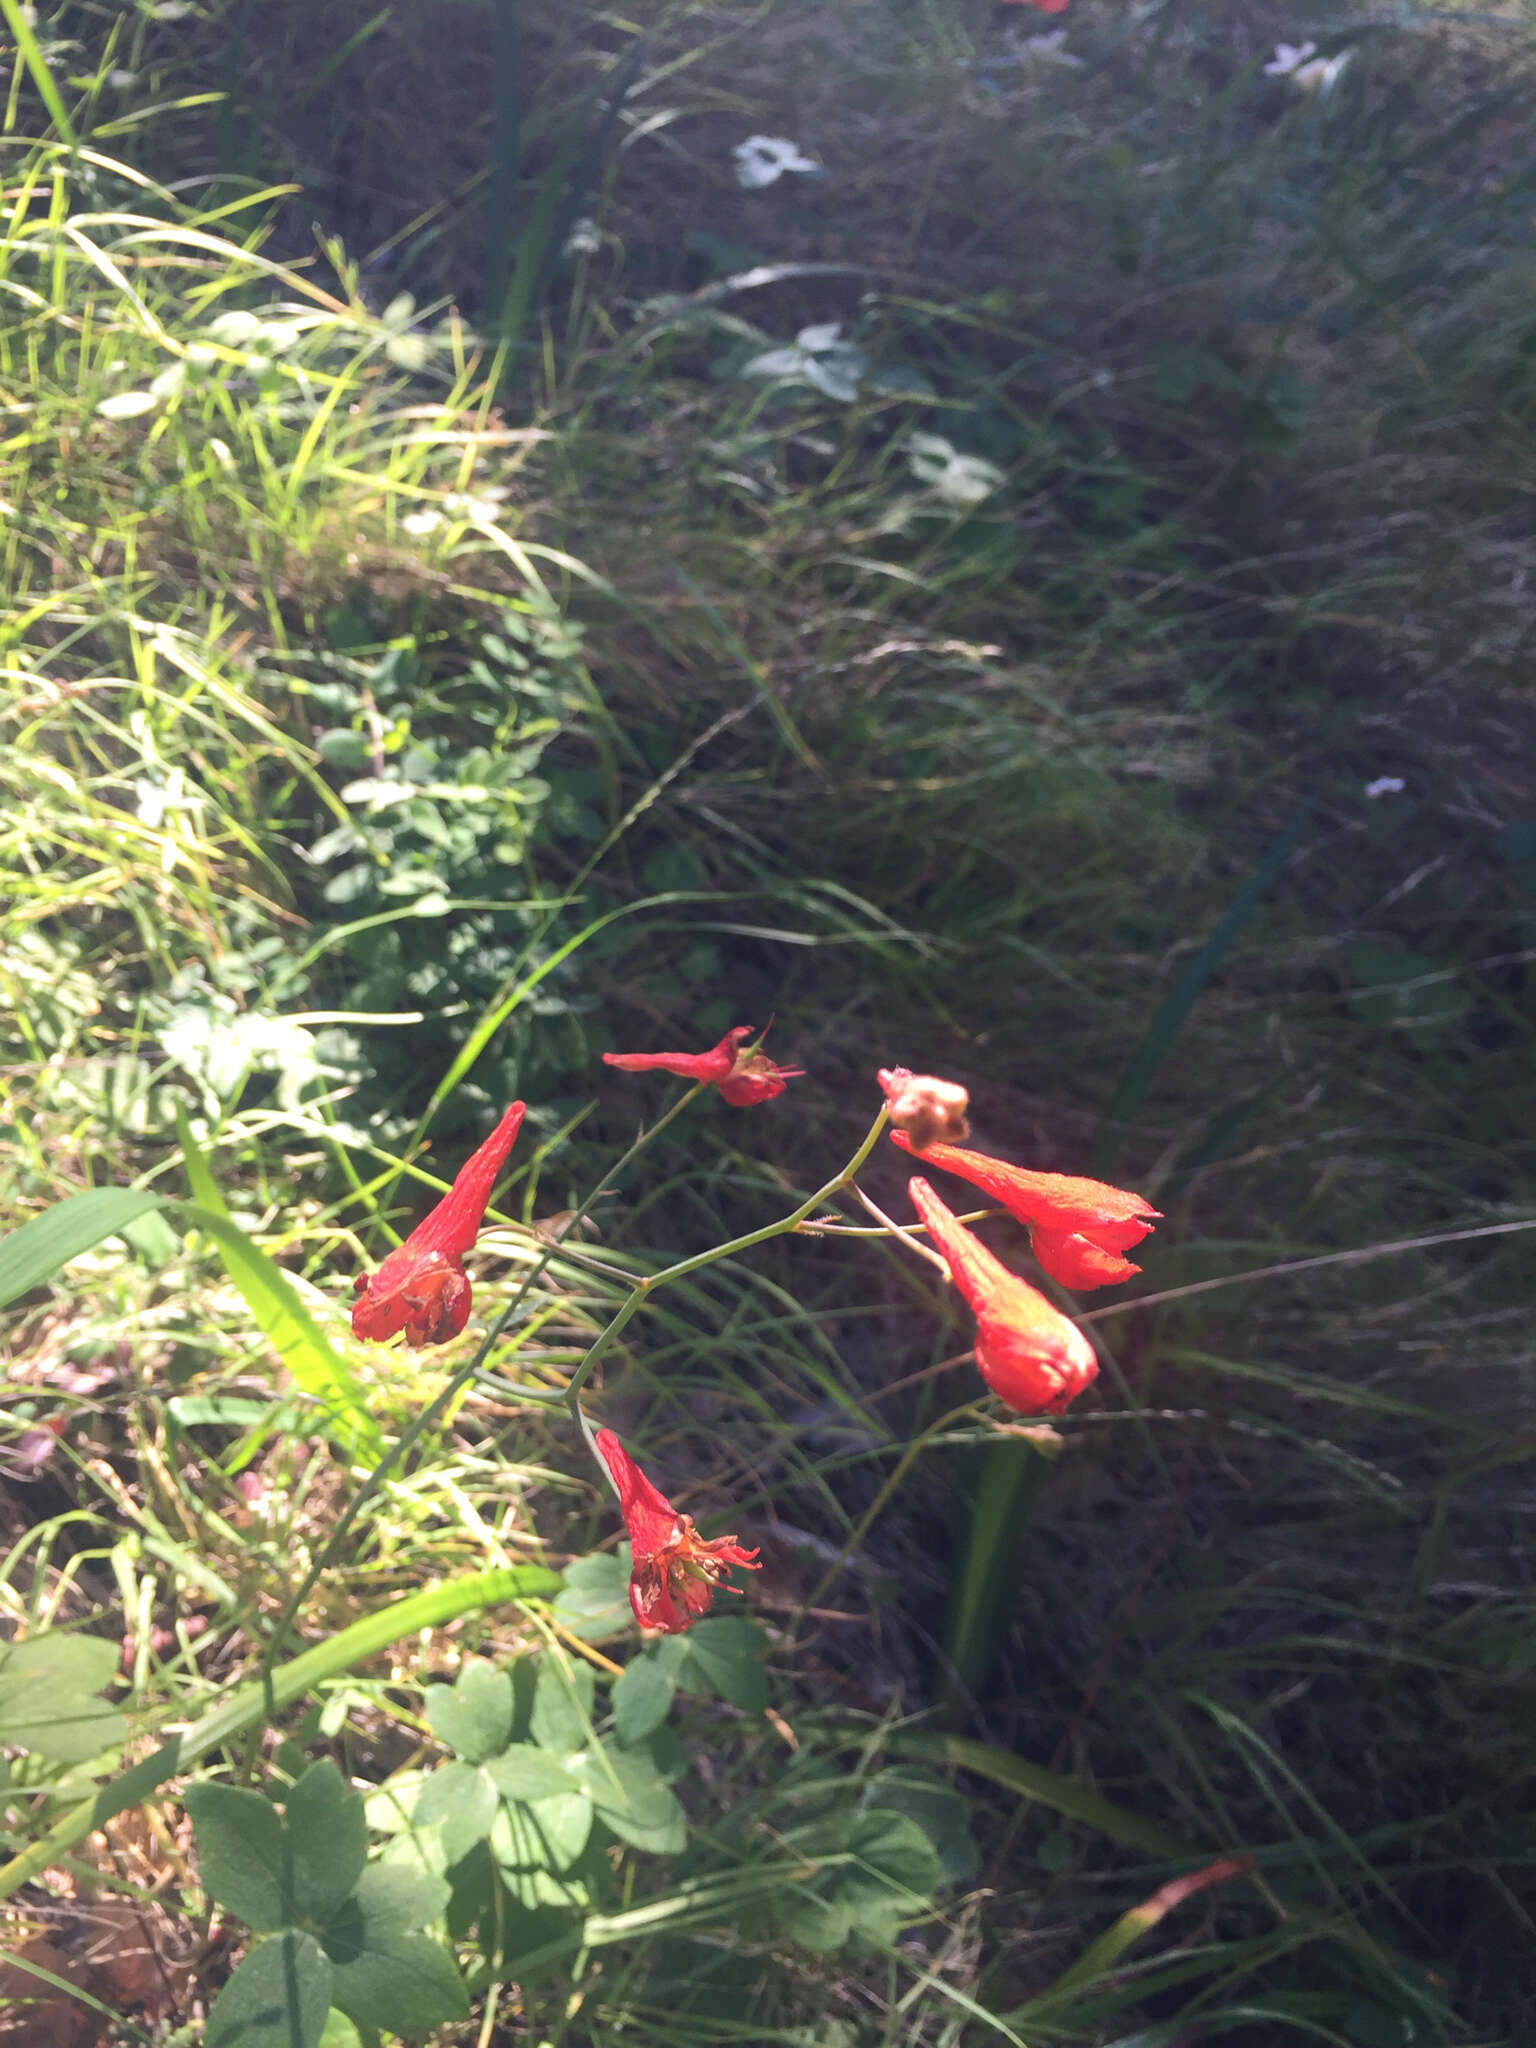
[563,217,602,258]
[1364,777,1406,799]
[1263,41,1318,75]
[1264,41,1349,94]
[733,135,820,190]
[401,509,443,537]
[906,432,1006,508]
[741,322,867,403]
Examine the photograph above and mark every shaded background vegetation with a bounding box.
[2,0,1534,2042]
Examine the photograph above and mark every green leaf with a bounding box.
[317,2012,362,2048]
[205,1930,333,2048]
[329,1929,468,2035]
[326,1857,450,1949]
[550,1550,631,1641]
[484,1745,580,1804]
[175,1111,382,1462]
[528,1657,594,1756]
[680,1616,768,1712]
[862,1769,979,1885]
[0,1633,127,1765]
[185,1782,290,1932]
[0,1188,172,1311]
[613,1637,688,1745]
[322,1857,471,2030]
[569,1740,687,1855]
[285,1762,367,1923]
[412,1760,498,1866]
[423,1658,513,1764]
[776,1809,941,1952]
[489,1799,592,1908]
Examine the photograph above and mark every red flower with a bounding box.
[890,1130,1158,1290]
[603,1024,801,1107]
[1001,0,1070,12]
[907,1176,1098,1415]
[351,1103,526,1348]
[594,1427,761,1634]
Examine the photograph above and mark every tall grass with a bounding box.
[3,0,1535,2040]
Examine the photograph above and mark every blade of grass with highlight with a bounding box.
[0,0,76,143]
[176,1107,383,1463]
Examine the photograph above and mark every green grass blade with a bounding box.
[176,1108,383,1463]
[0,0,77,143]
[939,1439,1049,1706]
[1092,800,1312,1173]
[884,1731,1192,1858]
[0,1187,172,1309]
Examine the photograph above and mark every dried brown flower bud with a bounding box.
[877,1067,971,1151]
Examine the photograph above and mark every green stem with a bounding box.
[572,1106,890,1483]
[0,1568,550,1905]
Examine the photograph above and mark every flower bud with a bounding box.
[877,1067,971,1150]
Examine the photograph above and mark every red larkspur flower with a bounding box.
[594,1427,761,1634]
[351,1102,525,1348]
[907,1176,1098,1415]
[890,1129,1158,1290]
[603,1024,801,1107]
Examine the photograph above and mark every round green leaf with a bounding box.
[613,1637,687,1746]
[424,1659,513,1764]
[285,1761,367,1923]
[484,1744,580,1805]
[185,1782,290,1932]
[205,1930,333,2048]
[412,1760,498,1866]
[0,1632,127,1765]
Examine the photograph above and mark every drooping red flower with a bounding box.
[603,1024,801,1107]
[594,1427,761,1634]
[890,1129,1158,1290]
[351,1102,526,1348]
[907,1176,1098,1415]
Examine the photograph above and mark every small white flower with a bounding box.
[1364,777,1406,799]
[107,69,138,89]
[1017,30,1084,67]
[563,217,602,258]
[134,779,167,829]
[733,135,820,190]
[1264,41,1349,94]
[401,509,443,537]
[444,489,508,523]
[741,322,867,403]
[1263,41,1318,75]
[906,432,1006,508]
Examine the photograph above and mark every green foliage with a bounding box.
[4,0,1536,2042]
[0,1631,126,1767]
[187,1760,467,2048]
